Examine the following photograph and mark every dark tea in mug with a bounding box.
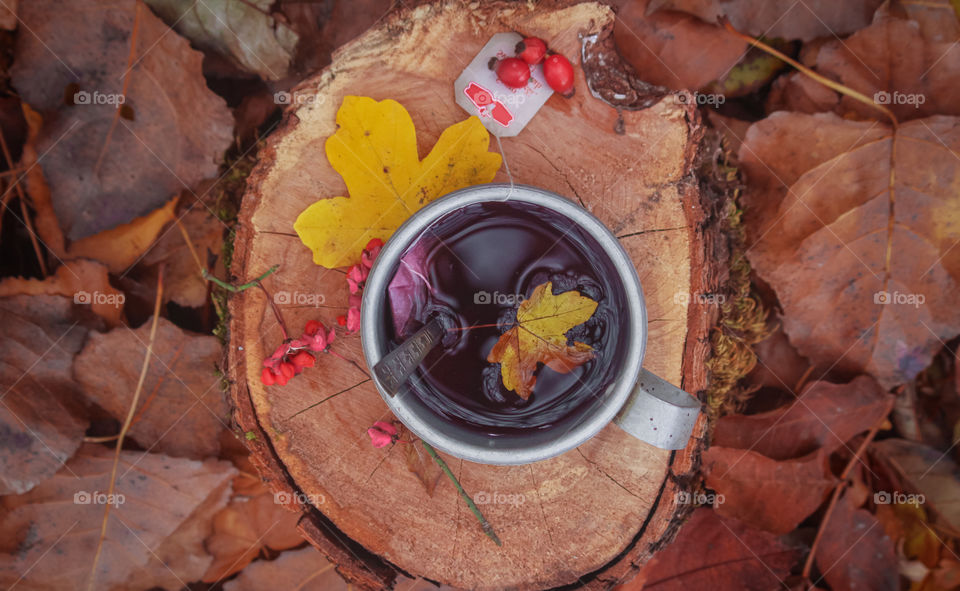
[383,200,630,436]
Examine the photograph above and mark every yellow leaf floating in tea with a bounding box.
[294,96,502,269]
[487,282,598,400]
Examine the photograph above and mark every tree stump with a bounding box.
[228,1,722,588]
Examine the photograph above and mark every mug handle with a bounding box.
[613,368,701,450]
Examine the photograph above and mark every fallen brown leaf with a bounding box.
[741,112,960,388]
[703,448,835,534]
[74,315,230,459]
[614,0,747,91]
[202,482,306,582]
[0,295,95,495]
[617,508,805,590]
[0,443,236,590]
[223,546,346,591]
[0,0,16,30]
[648,0,884,41]
[9,0,233,239]
[712,376,893,460]
[814,492,898,591]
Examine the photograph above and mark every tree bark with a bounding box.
[228,1,723,588]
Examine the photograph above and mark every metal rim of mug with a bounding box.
[361,184,647,465]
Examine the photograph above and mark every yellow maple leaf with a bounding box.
[294,96,502,268]
[487,282,598,400]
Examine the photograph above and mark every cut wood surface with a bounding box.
[228,1,720,589]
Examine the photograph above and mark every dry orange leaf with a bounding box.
[0,259,124,326]
[294,96,501,268]
[487,281,597,400]
[202,482,306,582]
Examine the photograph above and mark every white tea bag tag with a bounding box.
[454,32,554,137]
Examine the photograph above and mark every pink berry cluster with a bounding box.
[336,238,383,333]
[492,37,575,97]
[261,320,336,386]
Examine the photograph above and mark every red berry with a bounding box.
[336,315,347,326]
[304,320,322,336]
[543,54,575,95]
[496,57,530,89]
[261,367,276,386]
[279,361,296,380]
[516,37,547,65]
[291,350,315,370]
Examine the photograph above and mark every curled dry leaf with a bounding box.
[0,444,236,591]
[647,0,884,41]
[74,316,230,459]
[741,112,960,389]
[0,296,96,495]
[9,0,232,239]
[618,508,805,591]
[703,447,835,534]
[144,0,298,81]
[814,492,898,591]
[202,482,306,582]
[770,17,960,121]
[0,259,124,326]
[294,96,501,269]
[223,546,346,591]
[712,376,893,460]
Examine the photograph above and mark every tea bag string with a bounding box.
[494,134,515,201]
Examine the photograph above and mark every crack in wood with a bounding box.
[617,225,692,240]
[576,448,642,500]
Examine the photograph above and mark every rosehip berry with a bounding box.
[516,37,547,65]
[543,54,575,96]
[496,57,530,89]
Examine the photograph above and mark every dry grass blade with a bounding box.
[86,265,164,591]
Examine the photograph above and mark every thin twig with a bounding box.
[86,265,164,591]
[720,17,898,129]
[175,217,205,274]
[801,407,891,586]
[422,441,501,546]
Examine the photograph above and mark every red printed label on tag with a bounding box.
[464,82,514,128]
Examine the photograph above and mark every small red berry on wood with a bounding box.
[496,57,531,89]
[515,37,547,65]
[543,54,575,96]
